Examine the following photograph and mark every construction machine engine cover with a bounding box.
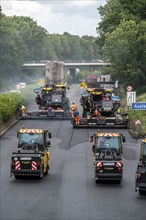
[51,94,62,105]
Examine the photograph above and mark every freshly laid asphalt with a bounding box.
[0,84,145,220]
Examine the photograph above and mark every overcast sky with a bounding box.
[1,0,107,37]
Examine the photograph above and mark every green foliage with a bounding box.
[0,8,101,88]
[0,93,21,123]
[0,83,38,124]
[96,0,146,93]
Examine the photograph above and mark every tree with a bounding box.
[96,0,146,91]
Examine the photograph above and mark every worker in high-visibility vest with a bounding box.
[20,105,26,116]
[117,107,121,114]
[70,102,77,117]
[95,109,99,117]
[74,108,80,125]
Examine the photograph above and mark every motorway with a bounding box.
[0,84,146,220]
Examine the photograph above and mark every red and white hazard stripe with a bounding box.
[98,133,119,137]
[31,161,37,170]
[15,161,20,170]
[96,162,102,167]
[112,133,120,137]
[21,129,42,133]
[116,162,122,167]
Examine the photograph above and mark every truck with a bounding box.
[80,74,112,89]
[20,61,71,120]
[45,61,65,85]
[10,128,51,179]
[90,131,125,183]
[135,138,146,194]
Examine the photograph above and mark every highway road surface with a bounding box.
[0,84,146,220]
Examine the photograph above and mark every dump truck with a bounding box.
[10,128,51,179]
[135,138,146,194]
[20,61,71,120]
[45,61,65,85]
[90,131,125,183]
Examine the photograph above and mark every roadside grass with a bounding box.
[120,86,146,135]
[0,83,38,125]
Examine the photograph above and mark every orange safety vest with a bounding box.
[95,109,99,116]
[70,104,77,111]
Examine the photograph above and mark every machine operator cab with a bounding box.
[17,129,51,153]
[90,131,125,159]
[139,138,146,164]
[40,84,69,109]
[135,138,146,194]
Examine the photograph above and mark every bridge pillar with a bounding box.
[69,68,76,82]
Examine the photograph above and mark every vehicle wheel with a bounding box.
[116,180,121,184]
[14,175,20,179]
[139,190,145,195]
[95,178,100,184]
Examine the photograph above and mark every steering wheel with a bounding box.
[105,143,111,148]
[29,139,35,144]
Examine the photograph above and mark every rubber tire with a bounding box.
[139,190,145,195]
[14,175,20,179]
[95,178,100,184]
[116,180,121,184]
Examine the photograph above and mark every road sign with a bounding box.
[127,91,136,106]
[132,102,146,110]
[15,84,20,90]
[33,88,40,94]
[127,85,132,92]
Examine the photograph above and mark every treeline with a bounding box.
[0,7,101,87]
[96,0,146,93]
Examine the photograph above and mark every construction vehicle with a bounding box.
[20,61,71,120]
[72,87,128,128]
[45,61,65,85]
[80,74,118,93]
[22,84,71,119]
[135,138,146,194]
[10,128,51,179]
[90,131,125,183]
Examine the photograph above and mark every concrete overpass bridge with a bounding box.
[22,62,110,81]
[22,62,110,69]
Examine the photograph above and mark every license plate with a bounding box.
[22,161,31,164]
[106,167,114,170]
[20,157,31,160]
[103,162,115,166]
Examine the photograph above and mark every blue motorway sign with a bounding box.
[112,95,120,101]
[132,102,146,110]
[33,88,41,94]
